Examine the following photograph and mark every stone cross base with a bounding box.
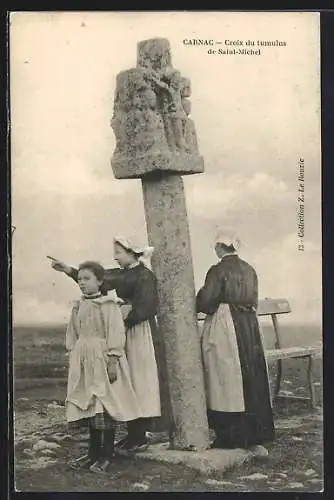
[132,442,254,475]
[112,152,204,180]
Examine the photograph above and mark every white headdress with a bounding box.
[214,228,241,252]
[113,236,154,267]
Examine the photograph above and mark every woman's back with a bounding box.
[197,255,258,315]
[217,255,258,306]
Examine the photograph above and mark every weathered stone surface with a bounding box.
[133,442,253,474]
[307,478,322,484]
[112,150,204,180]
[33,440,61,451]
[53,433,72,442]
[304,469,317,477]
[287,482,304,489]
[110,37,209,451]
[111,68,169,165]
[110,38,204,179]
[240,473,269,480]
[148,319,174,435]
[40,449,57,456]
[132,482,150,491]
[22,449,35,457]
[137,38,172,70]
[205,479,235,487]
[142,174,209,451]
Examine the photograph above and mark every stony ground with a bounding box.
[13,358,323,493]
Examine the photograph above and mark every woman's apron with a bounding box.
[121,304,161,418]
[201,302,245,412]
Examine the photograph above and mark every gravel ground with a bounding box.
[12,357,323,492]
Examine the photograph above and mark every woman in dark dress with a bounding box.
[196,230,275,452]
[50,237,161,453]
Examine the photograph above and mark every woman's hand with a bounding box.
[50,259,72,275]
[106,356,118,384]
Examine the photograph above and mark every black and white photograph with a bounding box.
[10,11,323,492]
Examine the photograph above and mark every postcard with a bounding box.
[10,11,322,492]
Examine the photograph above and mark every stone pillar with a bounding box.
[142,173,209,449]
[110,38,209,451]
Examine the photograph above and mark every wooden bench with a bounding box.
[257,298,320,409]
[197,298,321,409]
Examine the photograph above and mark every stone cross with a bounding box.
[110,38,209,451]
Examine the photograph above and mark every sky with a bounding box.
[10,11,322,327]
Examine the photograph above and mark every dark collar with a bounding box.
[82,292,102,300]
[220,254,239,261]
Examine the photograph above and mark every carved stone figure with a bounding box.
[111,68,168,160]
[137,38,172,72]
[109,38,209,451]
[144,68,189,150]
[110,38,204,179]
[182,98,199,153]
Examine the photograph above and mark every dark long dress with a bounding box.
[68,264,171,434]
[196,254,275,448]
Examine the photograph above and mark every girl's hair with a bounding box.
[78,261,105,281]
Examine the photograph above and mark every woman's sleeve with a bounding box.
[67,267,78,283]
[65,309,78,351]
[102,268,123,292]
[124,271,158,328]
[102,302,126,358]
[196,266,222,315]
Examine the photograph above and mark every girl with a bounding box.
[65,260,141,472]
[51,237,163,453]
[196,230,275,452]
